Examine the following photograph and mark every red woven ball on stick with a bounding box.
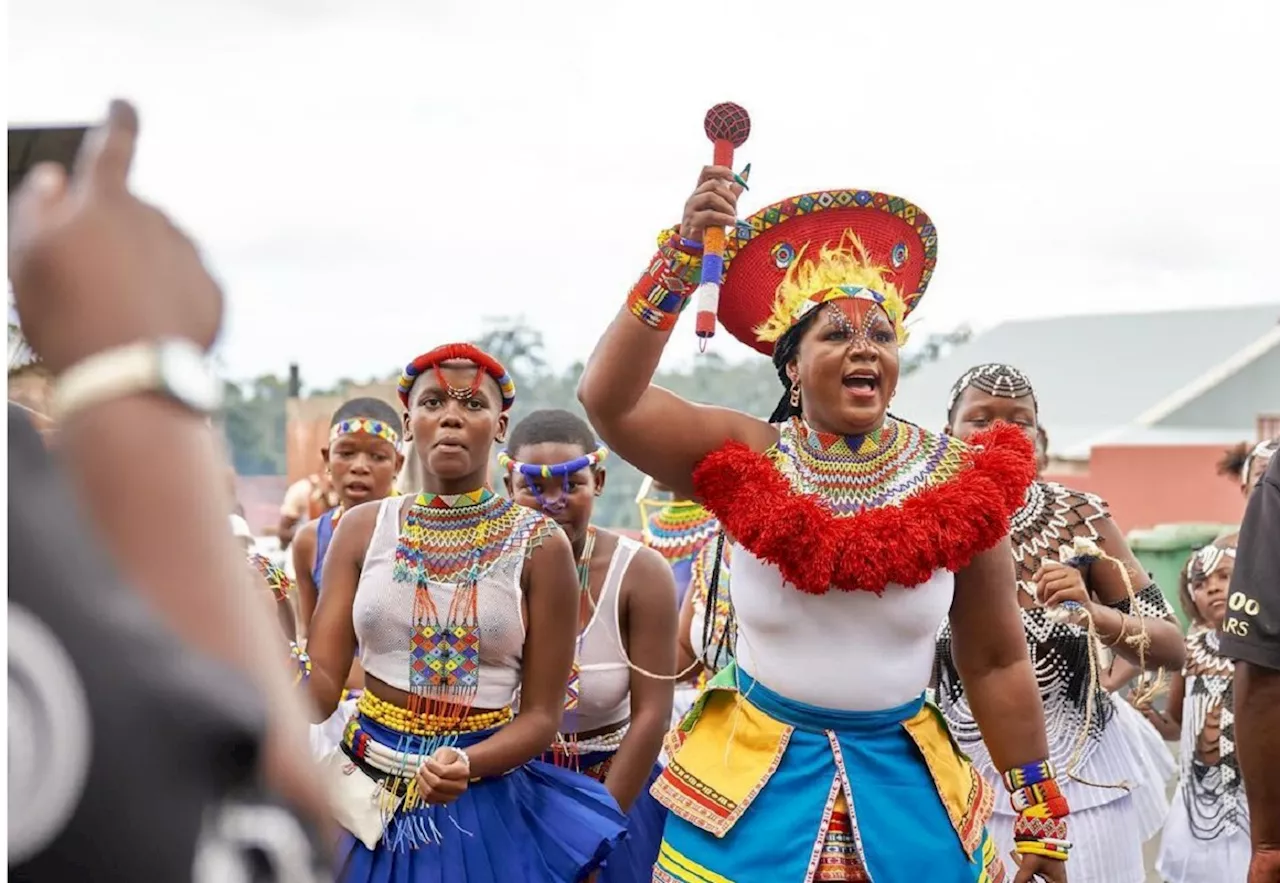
[704,103,751,148]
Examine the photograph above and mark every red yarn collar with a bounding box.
[692,422,1035,595]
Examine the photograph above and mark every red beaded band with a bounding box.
[1013,814,1068,842]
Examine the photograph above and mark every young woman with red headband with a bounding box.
[306,343,626,882]
[579,167,1064,883]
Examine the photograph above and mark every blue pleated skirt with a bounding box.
[538,749,667,883]
[337,715,628,883]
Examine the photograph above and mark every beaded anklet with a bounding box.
[1002,759,1071,862]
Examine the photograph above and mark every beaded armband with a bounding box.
[290,642,312,685]
[625,227,704,331]
[1003,760,1071,861]
[1106,583,1173,620]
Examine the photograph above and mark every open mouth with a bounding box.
[842,371,880,396]
[346,482,372,496]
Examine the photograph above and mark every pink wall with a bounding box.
[1044,444,1247,533]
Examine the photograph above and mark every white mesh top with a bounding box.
[566,536,641,734]
[353,495,547,708]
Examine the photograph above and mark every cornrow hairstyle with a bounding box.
[507,409,600,463]
[331,396,400,428]
[767,314,814,423]
[946,363,1038,423]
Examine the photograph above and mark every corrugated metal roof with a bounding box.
[890,304,1280,456]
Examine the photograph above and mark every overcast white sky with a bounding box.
[9,0,1280,389]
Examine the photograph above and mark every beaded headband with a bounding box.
[1190,544,1236,582]
[498,445,609,515]
[1242,438,1279,487]
[498,445,609,479]
[948,363,1038,417]
[397,343,515,411]
[329,417,401,450]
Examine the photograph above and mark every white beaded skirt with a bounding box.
[985,711,1172,883]
[1156,782,1251,883]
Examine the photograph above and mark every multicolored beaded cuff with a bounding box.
[330,417,401,449]
[1009,778,1063,812]
[1002,759,1056,791]
[624,227,704,332]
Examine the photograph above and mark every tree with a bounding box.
[220,374,289,475]
[475,318,548,382]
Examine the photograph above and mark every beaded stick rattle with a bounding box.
[693,102,752,348]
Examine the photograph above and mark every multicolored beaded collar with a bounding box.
[397,342,516,411]
[641,500,719,565]
[328,416,401,450]
[497,446,608,515]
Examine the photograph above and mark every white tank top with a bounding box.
[729,417,963,711]
[566,536,640,733]
[353,495,544,709]
[732,546,953,711]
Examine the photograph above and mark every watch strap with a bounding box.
[51,340,211,421]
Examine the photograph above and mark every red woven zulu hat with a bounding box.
[717,190,938,355]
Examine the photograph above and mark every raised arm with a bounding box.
[465,527,579,779]
[577,166,773,500]
[605,547,677,811]
[948,538,1050,770]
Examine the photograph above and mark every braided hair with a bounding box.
[946,363,1038,424]
[767,315,814,423]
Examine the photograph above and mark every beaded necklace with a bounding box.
[642,500,719,564]
[1181,626,1244,840]
[772,416,966,514]
[555,526,598,769]
[1008,481,1107,599]
[392,488,528,741]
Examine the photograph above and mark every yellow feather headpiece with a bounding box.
[753,231,910,347]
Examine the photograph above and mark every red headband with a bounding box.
[397,343,516,410]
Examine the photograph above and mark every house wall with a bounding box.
[1158,346,1280,428]
[285,381,399,484]
[1044,443,1249,533]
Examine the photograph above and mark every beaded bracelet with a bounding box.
[1009,778,1063,813]
[1002,759,1056,791]
[290,643,312,685]
[624,227,703,331]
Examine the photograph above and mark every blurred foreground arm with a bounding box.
[8,100,330,834]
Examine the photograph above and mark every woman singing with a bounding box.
[578,166,1065,883]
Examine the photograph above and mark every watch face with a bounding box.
[160,342,222,412]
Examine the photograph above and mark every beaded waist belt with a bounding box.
[345,692,514,779]
[553,722,629,756]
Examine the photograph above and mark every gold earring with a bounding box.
[789,380,802,408]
